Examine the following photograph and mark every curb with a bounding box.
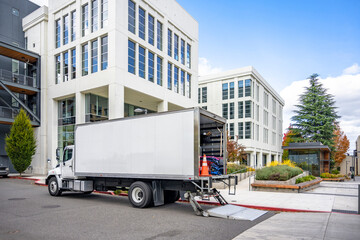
[9,176,47,186]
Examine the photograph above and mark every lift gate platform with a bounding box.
[207,204,267,221]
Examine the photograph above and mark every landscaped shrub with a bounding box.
[255,165,303,181]
[320,173,344,178]
[227,163,247,174]
[295,175,316,184]
[331,169,340,174]
[266,159,297,168]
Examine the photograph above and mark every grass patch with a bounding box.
[295,175,316,184]
[255,165,303,181]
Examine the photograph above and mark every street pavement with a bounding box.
[0,178,274,240]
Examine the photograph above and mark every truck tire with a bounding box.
[164,190,180,204]
[48,177,62,196]
[128,181,153,208]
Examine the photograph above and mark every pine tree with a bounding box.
[5,109,36,175]
[291,74,339,150]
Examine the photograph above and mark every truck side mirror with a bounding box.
[56,148,60,161]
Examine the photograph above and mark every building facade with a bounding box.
[0,0,40,173]
[198,67,284,167]
[22,0,198,173]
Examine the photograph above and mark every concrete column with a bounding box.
[157,100,168,112]
[108,83,124,119]
[250,153,255,167]
[75,92,85,124]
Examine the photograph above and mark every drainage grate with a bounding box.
[332,209,358,214]
[42,205,60,209]
[8,198,26,201]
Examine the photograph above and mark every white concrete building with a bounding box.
[198,67,284,167]
[22,0,198,174]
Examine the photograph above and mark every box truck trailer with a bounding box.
[46,108,237,213]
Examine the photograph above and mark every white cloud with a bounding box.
[198,57,222,76]
[343,63,360,75]
[280,64,360,151]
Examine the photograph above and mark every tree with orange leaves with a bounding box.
[227,137,247,164]
[333,124,350,166]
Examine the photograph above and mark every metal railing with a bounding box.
[0,106,35,121]
[0,69,37,88]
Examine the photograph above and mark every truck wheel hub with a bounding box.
[132,187,144,203]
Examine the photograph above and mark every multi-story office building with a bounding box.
[0,0,40,173]
[23,0,198,173]
[198,66,284,167]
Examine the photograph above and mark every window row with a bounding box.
[223,101,253,120]
[222,79,252,100]
[128,40,191,98]
[55,0,108,48]
[198,87,207,103]
[128,0,192,69]
[55,36,108,84]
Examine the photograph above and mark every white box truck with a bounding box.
[46,108,236,212]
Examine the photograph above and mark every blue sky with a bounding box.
[177,0,360,91]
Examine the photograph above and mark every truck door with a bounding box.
[61,146,75,179]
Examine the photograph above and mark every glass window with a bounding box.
[63,15,69,45]
[12,8,19,16]
[101,0,108,28]
[238,122,244,139]
[157,21,163,50]
[128,40,135,74]
[186,73,191,98]
[168,29,172,56]
[71,49,76,79]
[91,0,98,32]
[58,98,76,151]
[202,87,207,103]
[273,116,276,130]
[71,11,76,41]
[222,103,228,119]
[181,39,185,65]
[263,128,268,144]
[186,43,191,68]
[139,7,145,40]
[63,52,69,82]
[156,56,162,86]
[230,82,234,99]
[101,36,108,70]
[238,80,243,98]
[245,122,251,139]
[198,88,201,104]
[174,34,179,61]
[55,55,61,84]
[174,66,179,93]
[55,19,61,48]
[148,14,154,45]
[256,124,259,141]
[238,101,243,118]
[167,62,172,90]
[229,102,234,119]
[272,99,276,114]
[256,105,259,121]
[263,110,268,126]
[148,51,154,82]
[245,100,251,118]
[128,0,136,34]
[264,92,269,108]
[63,149,73,162]
[138,46,145,78]
[85,93,108,122]
[82,4,89,36]
[222,83,228,100]
[202,106,207,110]
[245,79,251,97]
[256,85,259,101]
[180,70,185,96]
[91,40,98,73]
[82,44,88,76]
[229,123,234,139]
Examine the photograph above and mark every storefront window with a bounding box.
[85,93,108,122]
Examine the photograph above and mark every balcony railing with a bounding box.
[0,69,37,88]
[0,106,36,122]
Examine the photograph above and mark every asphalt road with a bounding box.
[0,178,275,240]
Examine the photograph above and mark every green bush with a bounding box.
[331,169,340,174]
[295,175,316,184]
[255,165,303,181]
[227,164,247,174]
[320,173,343,178]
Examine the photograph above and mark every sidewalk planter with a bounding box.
[321,177,345,182]
[212,171,255,189]
[251,176,322,193]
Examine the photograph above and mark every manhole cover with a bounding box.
[8,198,26,201]
[42,205,60,209]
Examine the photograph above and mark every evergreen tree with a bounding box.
[291,74,339,150]
[5,109,36,175]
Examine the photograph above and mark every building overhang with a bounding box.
[0,41,39,64]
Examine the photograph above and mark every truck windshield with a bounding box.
[63,149,73,162]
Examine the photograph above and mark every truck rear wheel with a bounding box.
[48,177,62,196]
[164,190,180,204]
[128,181,153,208]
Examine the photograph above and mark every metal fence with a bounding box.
[0,69,36,88]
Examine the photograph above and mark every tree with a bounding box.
[5,109,36,175]
[333,124,350,166]
[291,74,340,150]
[227,137,247,164]
[282,125,303,160]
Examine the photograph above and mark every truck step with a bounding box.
[207,204,267,221]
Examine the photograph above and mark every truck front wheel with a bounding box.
[128,181,153,208]
[48,177,62,196]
